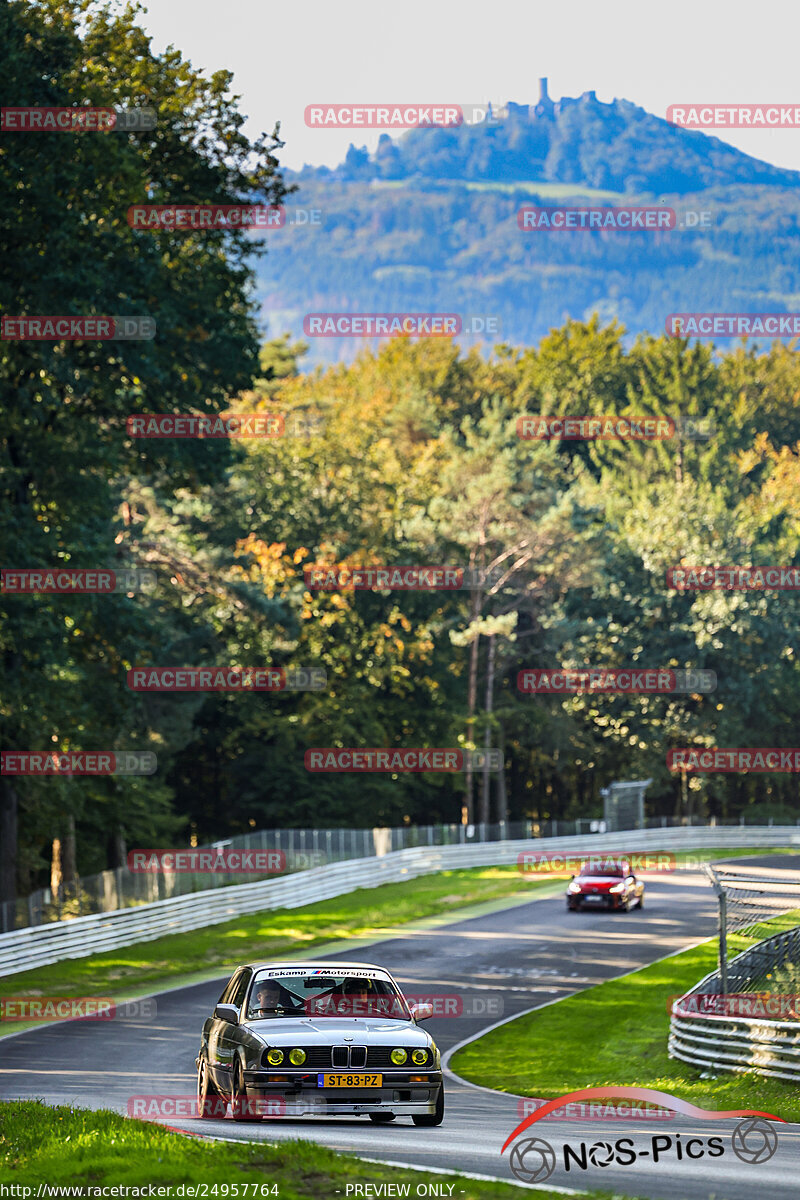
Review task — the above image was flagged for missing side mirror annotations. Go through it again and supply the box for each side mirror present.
[215,1003,240,1024]
[409,1001,434,1022]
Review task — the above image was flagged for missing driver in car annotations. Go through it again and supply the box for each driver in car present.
[250,979,296,1016]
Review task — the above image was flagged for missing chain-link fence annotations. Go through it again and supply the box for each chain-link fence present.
[670,862,800,1079]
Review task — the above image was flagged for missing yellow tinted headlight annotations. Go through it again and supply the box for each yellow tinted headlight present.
[411,1048,428,1065]
[266,1048,284,1065]
[289,1048,306,1065]
[390,1048,407,1065]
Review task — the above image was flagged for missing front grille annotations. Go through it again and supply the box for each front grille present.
[261,1045,428,1069]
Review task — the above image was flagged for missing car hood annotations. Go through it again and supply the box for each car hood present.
[574,876,623,890]
[242,1016,431,1045]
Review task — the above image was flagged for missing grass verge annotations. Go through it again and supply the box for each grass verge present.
[0,1099,624,1198]
[450,939,800,1121]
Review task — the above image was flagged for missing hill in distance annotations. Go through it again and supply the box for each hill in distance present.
[257,81,800,367]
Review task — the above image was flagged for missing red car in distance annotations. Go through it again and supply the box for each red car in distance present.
[566,858,645,912]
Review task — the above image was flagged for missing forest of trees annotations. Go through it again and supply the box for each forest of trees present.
[2,1,800,904]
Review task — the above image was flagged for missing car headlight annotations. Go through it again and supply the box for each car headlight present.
[567,882,582,893]
[609,882,625,893]
[266,1048,284,1065]
[390,1048,407,1065]
[411,1048,428,1065]
[289,1048,306,1065]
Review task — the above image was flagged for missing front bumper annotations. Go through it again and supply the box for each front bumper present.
[567,893,627,909]
[241,1068,443,1117]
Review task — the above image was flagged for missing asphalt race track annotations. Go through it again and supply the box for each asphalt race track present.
[2,857,799,1199]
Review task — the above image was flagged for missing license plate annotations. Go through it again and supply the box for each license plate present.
[583,895,603,903]
[319,1073,383,1088]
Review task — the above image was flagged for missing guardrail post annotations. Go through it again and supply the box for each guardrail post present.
[719,890,728,995]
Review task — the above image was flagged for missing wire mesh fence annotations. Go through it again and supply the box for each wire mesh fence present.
[670,864,800,1077]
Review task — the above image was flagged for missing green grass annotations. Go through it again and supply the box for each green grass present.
[450,940,800,1121]
[0,1099,623,1197]
[0,867,561,1017]
[369,178,628,200]
[463,180,628,200]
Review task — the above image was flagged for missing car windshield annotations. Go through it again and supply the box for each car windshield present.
[579,863,627,877]
[246,973,411,1019]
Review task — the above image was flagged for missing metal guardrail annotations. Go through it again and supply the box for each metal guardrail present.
[670,922,800,1081]
[1,825,798,979]
[3,820,541,934]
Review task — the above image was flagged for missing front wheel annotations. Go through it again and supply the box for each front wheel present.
[197,1057,226,1118]
[369,1112,396,1123]
[232,1060,261,1122]
[637,894,645,909]
[412,1083,444,1127]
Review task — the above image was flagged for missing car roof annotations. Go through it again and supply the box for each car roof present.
[242,961,393,974]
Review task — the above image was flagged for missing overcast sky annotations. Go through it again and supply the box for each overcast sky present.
[134,0,800,173]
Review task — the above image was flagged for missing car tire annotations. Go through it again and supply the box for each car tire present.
[412,1082,444,1127]
[369,1113,396,1123]
[197,1057,226,1119]
[232,1060,261,1122]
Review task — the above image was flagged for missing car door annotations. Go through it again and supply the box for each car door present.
[209,969,251,1092]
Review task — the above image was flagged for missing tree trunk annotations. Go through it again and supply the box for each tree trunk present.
[51,837,63,899]
[479,633,496,825]
[62,812,77,885]
[496,719,508,824]
[0,777,19,927]
[108,825,127,870]
[463,587,482,824]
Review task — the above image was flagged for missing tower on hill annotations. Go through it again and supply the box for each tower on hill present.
[535,77,554,117]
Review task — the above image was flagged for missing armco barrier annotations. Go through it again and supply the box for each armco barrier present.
[1,826,798,979]
[669,923,800,1081]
